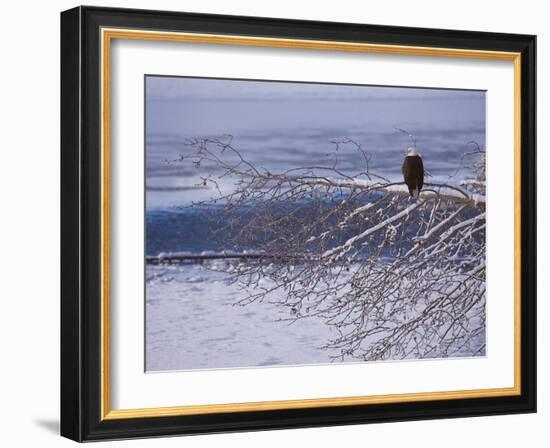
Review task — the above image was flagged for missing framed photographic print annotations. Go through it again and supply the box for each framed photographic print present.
[60,6,536,442]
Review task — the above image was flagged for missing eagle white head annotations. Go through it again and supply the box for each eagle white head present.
[406,147,419,157]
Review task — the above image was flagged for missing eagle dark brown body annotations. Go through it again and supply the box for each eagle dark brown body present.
[402,152,424,197]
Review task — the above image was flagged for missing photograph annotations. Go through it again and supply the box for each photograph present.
[56,4,537,443]
[145,76,487,372]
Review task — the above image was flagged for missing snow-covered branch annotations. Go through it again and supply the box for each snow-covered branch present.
[172,136,486,361]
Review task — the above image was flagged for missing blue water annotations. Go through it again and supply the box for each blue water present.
[145,79,485,255]
[146,197,484,259]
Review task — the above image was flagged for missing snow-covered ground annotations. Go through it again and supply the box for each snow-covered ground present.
[146,263,336,371]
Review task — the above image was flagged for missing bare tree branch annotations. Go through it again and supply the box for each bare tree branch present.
[169,136,486,362]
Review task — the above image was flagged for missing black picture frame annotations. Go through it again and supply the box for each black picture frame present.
[61,5,536,442]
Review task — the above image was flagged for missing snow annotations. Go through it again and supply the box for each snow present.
[146,259,486,371]
[154,249,266,260]
[146,263,336,371]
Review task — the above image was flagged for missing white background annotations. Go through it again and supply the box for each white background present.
[0,0,546,446]
[112,39,515,409]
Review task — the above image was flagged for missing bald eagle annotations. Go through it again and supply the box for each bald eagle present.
[402,147,424,197]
